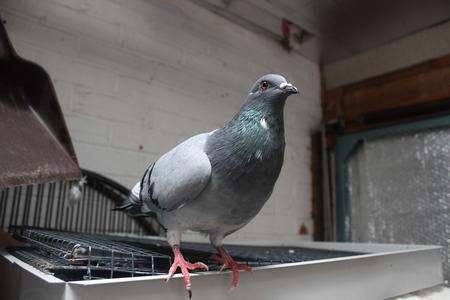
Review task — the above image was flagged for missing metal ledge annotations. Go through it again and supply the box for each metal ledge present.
[0,241,443,300]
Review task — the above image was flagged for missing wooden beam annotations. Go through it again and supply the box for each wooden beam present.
[324,54,450,132]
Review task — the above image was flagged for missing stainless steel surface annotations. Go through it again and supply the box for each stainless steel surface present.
[0,241,443,300]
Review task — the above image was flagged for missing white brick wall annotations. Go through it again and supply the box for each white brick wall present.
[324,20,450,89]
[0,0,321,243]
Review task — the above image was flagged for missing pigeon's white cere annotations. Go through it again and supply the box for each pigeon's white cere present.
[260,118,268,130]
[255,149,263,160]
[279,82,293,89]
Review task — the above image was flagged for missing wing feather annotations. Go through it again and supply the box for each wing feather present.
[140,133,211,212]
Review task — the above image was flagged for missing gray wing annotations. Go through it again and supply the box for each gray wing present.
[140,133,211,213]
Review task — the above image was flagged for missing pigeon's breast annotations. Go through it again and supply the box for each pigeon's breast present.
[159,142,284,234]
[194,143,284,230]
[159,121,285,233]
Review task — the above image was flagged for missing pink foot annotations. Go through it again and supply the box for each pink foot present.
[166,245,208,298]
[214,246,252,290]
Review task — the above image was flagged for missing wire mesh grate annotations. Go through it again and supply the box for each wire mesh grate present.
[109,235,362,270]
[9,227,362,282]
[9,227,171,280]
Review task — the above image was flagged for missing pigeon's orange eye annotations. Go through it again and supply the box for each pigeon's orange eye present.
[260,81,269,91]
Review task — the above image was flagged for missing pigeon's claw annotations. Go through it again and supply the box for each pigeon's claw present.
[215,246,252,290]
[166,245,208,298]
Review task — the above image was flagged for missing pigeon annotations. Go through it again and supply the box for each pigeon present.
[117,74,298,296]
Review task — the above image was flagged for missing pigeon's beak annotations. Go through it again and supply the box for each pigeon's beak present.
[279,82,298,95]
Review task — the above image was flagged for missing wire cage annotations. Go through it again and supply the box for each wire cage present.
[0,169,168,280]
[7,226,360,282]
[0,169,159,236]
[1,169,361,282]
[9,227,171,280]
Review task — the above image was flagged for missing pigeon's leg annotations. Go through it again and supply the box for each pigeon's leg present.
[215,246,252,290]
[166,230,208,298]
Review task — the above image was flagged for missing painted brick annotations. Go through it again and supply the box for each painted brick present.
[121,29,183,67]
[38,0,121,45]
[102,172,138,189]
[0,0,42,20]
[47,0,125,24]
[149,108,215,137]
[110,123,184,155]
[65,114,111,146]
[78,37,157,82]
[150,63,243,105]
[8,39,35,60]
[2,10,79,57]
[245,214,276,235]
[74,142,153,177]
[116,75,240,125]
[52,79,73,113]
[72,85,147,125]
[31,50,118,95]
[273,215,297,236]
[145,81,236,125]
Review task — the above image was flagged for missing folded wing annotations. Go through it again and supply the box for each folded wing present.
[140,133,212,213]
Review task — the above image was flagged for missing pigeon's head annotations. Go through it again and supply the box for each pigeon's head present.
[247,74,298,105]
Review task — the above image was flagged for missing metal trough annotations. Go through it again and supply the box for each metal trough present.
[0,17,80,188]
[0,237,443,300]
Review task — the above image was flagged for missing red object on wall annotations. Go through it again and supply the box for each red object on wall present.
[281,19,291,39]
[280,19,293,50]
[299,223,309,235]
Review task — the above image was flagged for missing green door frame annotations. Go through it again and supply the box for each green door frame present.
[334,114,450,241]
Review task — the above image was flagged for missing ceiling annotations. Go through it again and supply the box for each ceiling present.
[194,0,450,64]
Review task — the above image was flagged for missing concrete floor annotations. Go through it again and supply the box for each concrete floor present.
[393,285,449,300]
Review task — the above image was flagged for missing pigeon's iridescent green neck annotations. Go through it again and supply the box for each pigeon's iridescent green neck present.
[210,99,286,160]
[205,93,287,187]
[231,99,285,136]
[206,99,286,185]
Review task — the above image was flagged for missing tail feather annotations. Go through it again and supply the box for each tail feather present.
[114,182,156,218]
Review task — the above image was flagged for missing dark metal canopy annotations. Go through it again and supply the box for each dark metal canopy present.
[0,17,80,188]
